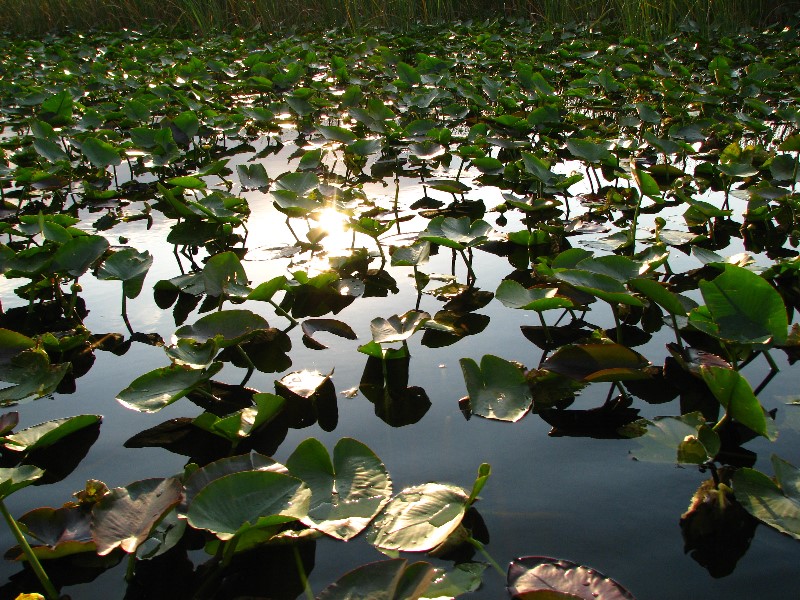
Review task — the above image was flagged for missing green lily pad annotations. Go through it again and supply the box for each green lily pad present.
[495,281,574,312]
[419,216,492,250]
[81,137,122,168]
[51,235,110,277]
[371,311,430,344]
[555,269,643,307]
[116,363,223,413]
[701,366,776,440]
[543,343,650,382]
[2,415,101,453]
[286,437,392,540]
[186,470,310,540]
[733,455,800,540]
[174,310,269,348]
[318,559,436,600]
[623,412,720,464]
[182,451,287,510]
[460,355,532,422]
[96,248,153,299]
[92,477,183,555]
[0,465,44,499]
[694,264,788,345]
[367,482,470,552]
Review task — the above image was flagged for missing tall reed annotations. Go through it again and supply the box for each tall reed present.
[0,0,795,35]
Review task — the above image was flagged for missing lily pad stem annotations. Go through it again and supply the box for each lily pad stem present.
[763,348,779,373]
[268,299,298,326]
[0,498,59,600]
[466,537,505,578]
[125,551,137,581]
[293,545,314,600]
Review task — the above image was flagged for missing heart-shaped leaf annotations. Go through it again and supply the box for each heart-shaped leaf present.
[92,477,182,555]
[460,355,532,422]
[286,437,392,540]
[367,482,469,552]
[733,455,800,540]
[371,311,430,344]
[507,556,636,599]
[116,363,223,412]
[186,470,310,540]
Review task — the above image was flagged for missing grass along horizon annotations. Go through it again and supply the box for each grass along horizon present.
[0,0,797,36]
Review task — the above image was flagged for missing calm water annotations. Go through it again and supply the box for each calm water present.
[2,134,799,600]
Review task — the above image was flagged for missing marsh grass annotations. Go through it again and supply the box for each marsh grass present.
[0,0,796,36]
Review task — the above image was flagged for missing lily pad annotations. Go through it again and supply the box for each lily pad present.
[507,556,635,599]
[2,415,102,453]
[733,454,800,540]
[116,363,223,413]
[371,311,430,344]
[174,310,269,347]
[92,477,183,555]
[367,482,470,552]
[542,343,650,382]
[460,355,532,422]
[286,437,392,540]
[185,470,310,540]
[318,559,436,600]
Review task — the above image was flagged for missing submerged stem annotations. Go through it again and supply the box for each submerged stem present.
[0,498,59,600]
[466,537,505,578]
[293,545,314,600]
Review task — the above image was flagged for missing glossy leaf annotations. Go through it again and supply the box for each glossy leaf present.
[507,556,635,599]
[318,559,436,600]
[92,477,183,555]
[542,343,650,382]
[186,470,310,540]
[116,363,223,413]
[701,366,776,440]
[174,310,269,347]
[733,455,800,540]
[460,355,532,422]
[371,311,430,344]
[367,482,470,552]
[286,437,392,540]
[695,264,788,345]
[2,415,101,453]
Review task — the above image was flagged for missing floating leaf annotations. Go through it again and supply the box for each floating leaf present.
[507,556,636,599]
[0,465,44,499]
[174,310,269,347]
[301,319,357,350]
[460,355,532,422]
[419,217,492,250]
[286,437,392,540]
[371,311,430,344]
[694,265,788,345]
[2,415,101,453]
[96,248,153,299]
[13,505,95,559]
[92,477,182,555]
[318,559,435,600]
[367,482,470,552]
[733,455,800,540]
[116,363,223,413]
[623,412,720,464]
[543,343,650,382]
[51,235,110,277]
[495,281,574,312]
[186,470,310,540]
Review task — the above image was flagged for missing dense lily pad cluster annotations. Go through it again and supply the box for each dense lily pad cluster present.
[0,17,800,599]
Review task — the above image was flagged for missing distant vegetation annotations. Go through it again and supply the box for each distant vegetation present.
[0,0,797,35]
